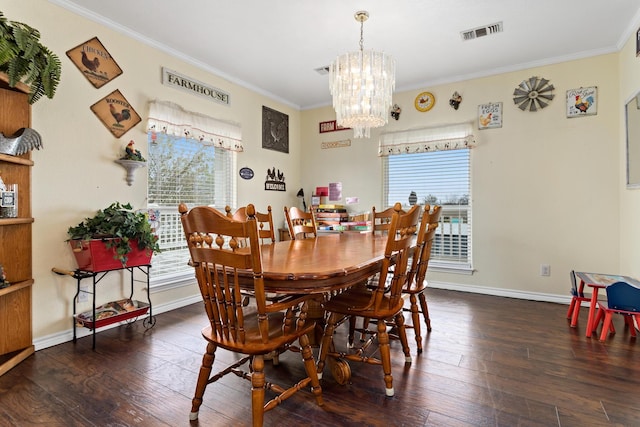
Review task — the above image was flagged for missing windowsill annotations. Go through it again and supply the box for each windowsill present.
[428,263,474,275]
[150,272,196,293]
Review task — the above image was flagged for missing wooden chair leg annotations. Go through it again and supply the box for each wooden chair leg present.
[317,312,339,380]
[418,292,432,332]
[377,320,394,397]
[299,332,324,406]
[190,342,216,421]
[394,312,412,364]
[250,355,266,427]
[625,316,637,337]
[409,294,422,353]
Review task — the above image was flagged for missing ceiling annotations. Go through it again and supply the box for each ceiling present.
[56,0,640,110]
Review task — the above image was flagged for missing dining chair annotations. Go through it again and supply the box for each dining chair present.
[566,270,592,328]
[226,205,276,244]
[179,203,323,425]
[401,204,441,353]
[593,281,640,342]
[284,206,317,240]
[317,203,421,397]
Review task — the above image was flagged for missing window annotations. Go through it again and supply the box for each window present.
[145,100,242,286]
[380,123,474,272]
[147,134,236,282]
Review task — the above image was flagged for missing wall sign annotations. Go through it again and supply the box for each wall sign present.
[90,89,141,138]
[162,67,230,106]
[66,37,123,88]
[262,106,289,153]
[478,102,503,129]
[321,139,351,149]
[239,167,254,180]
[566,86,597,118]
[319,120,349,133]
[264,167,286,191]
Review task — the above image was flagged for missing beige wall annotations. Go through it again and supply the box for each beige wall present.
[618,32,640,278]
[301,54,621,300]
[3,1,303,345]
[3,1,638,348]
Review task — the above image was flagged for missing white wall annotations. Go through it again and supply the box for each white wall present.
[301,54,621,300]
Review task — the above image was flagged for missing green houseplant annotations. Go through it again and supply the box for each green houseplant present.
[0,11,61,104]
[67,202,161,267]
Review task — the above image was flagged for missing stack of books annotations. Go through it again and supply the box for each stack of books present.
[315,204,348,231]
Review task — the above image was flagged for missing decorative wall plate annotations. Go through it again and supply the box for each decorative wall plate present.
[512,77,554,111]
[415,92,435,112]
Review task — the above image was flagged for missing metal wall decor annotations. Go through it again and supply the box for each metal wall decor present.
[90,89,141,138]
[512,76,554,111]
[66,37,123,88]
[264,167,286,191]
[262,106,289,153]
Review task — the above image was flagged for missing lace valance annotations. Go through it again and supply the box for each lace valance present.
[378,122,476,156]
[147,100,243,152]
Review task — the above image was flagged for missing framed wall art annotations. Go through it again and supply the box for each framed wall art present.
[478,102,502,129]
[262,106,289,153]
[637,27,640,57]
[90,89,141,138]
[566,86,597,118]
[66,37,123,88]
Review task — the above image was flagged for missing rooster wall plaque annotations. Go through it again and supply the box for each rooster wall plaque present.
[512,76,554,112]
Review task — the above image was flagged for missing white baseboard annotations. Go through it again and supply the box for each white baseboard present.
[34,294,202,351]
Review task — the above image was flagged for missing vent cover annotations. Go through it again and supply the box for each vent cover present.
[461,22,503,41]
[315,66,330,75]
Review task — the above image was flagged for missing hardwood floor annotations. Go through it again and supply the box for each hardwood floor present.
[1,288,640,426]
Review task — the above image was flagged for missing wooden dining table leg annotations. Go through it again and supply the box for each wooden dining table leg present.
[585,287,599,338]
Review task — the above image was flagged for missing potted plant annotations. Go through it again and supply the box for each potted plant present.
[0,11,62,104]
[67,202,161,271]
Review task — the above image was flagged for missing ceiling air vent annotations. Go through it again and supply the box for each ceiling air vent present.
[315,66,330,75]
[461,21,503,41]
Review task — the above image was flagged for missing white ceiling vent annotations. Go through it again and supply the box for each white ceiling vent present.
[461,22,503,41]
[315,66,330,75]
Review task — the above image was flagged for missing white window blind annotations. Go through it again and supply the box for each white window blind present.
[146,101,239,282]
[381,123,474,270]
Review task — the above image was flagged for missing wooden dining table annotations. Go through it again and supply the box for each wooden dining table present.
[252,232,391,294]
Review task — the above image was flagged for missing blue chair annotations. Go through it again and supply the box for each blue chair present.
[566,270,591,327]
[594,281,640,342]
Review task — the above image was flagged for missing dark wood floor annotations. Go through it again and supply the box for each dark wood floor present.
[1,288,640,427]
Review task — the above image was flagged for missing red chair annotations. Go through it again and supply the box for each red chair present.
[566,270,591,327]
[593,281,640,342]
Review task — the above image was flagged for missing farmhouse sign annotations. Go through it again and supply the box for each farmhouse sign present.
[162,67,230,106]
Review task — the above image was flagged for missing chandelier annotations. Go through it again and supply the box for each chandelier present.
[329,11,396,139]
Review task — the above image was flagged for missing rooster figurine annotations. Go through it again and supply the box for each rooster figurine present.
[0,128,43,156]
[121,140,146,162]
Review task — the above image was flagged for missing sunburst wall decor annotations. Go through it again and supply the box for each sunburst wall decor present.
[512,76,554,112]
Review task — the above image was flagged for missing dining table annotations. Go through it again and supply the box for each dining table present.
[574,271,640,338]
[252,231,392,294]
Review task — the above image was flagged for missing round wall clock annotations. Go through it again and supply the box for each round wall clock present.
[512,76,555,112]
[415,92,435,112]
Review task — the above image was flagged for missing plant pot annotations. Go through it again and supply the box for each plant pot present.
[70,239,153,272]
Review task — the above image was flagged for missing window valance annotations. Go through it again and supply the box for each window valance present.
[147,100,243,152]
[378,122,476,156]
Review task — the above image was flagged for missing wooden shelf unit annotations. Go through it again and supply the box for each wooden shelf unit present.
[0,73,35,377]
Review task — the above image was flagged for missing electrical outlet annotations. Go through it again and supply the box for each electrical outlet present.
[540,264,550,276]
[77,284,90,302]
